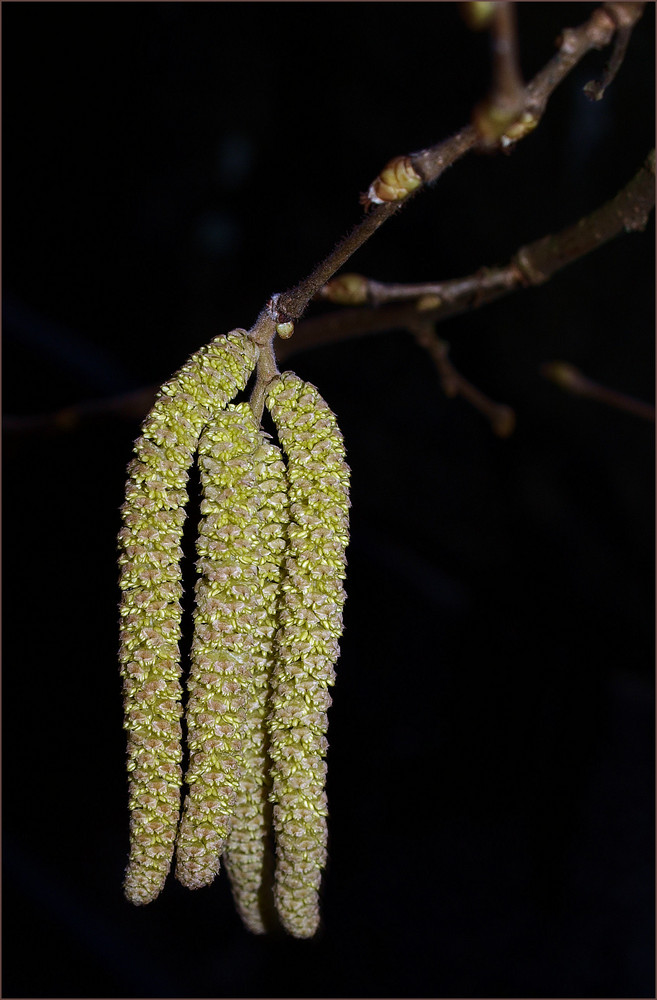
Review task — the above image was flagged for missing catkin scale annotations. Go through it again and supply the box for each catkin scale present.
[265,373,350,938]
[119,332,257,906]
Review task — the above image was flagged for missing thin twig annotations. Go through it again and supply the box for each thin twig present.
[491,1,523,103]
[318,268,518,309]
[511,149,655,285]
[274,200,405,322]
[314,150,654,344]
[247,305,280,422]
[3,386,159,436]
[410,319,516,437]
[474,1,526,145]
[542,362,655,421]
[584,2,646,101]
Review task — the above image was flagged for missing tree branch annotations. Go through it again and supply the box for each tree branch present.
[490,2,523,105]
[584,2,646,101]
[270,3,639,331]
[6,147,652,441]
[409,319,516,437]
[308,150,654,355]
[5,11,649,440]
[512,150,655,286]
[248,305,280,422]
[542,362,655,421]
[473,1,526,145]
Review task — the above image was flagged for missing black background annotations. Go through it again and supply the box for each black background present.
[3,3,655,998]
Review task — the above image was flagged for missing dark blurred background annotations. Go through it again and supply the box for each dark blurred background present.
[2,3,654,998]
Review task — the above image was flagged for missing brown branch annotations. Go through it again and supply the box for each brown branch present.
[6,10,649,442]
[248,305,280,422]
[542,362,655,421]
[2,386,160,457]
[523,6,619,118]
[310,150,654,353]
[3,386,159,436]
[511,149,655,286]
[6,149,652,440]
[270,3,634,331]
[409,320,516,438]
[473,1,526,145]
[489,2,523,106]
[584,2,646,101]
[273,199,405,322]
[318,267,518,310]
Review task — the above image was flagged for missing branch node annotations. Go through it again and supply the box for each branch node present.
[556,28,580,56]
[511,247,548,287]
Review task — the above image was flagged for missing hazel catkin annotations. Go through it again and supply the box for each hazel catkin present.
[223,433,289,933]
[119,333,352,939]
[265,372,350,938]
[119,331,258,906]
[174,403,268,890]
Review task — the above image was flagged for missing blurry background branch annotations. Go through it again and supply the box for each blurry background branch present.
[584,2,646,100]
[542,362,655,421]
[408,319,517,438]
[472,1,526,145]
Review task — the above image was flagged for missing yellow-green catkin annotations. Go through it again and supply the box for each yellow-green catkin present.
[265,372,350,938]
[175,402,268,890]
[119,332,257,906]
[223,434,289,933]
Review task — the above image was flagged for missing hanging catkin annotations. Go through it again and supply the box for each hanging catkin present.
[265,372,350,938]
[174,402,268,888]
[119,332,351,939]
[119,332,257,905]
[223,433,289,933]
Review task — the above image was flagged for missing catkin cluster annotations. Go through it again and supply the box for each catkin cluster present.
[118,330,350,938]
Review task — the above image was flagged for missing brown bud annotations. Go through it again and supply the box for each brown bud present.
[364,156,422,207]
[320,273,369,306]
[460,1,495,30]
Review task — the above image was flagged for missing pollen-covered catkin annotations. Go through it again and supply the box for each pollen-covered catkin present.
[265,373,350,939]
[174,403,266,890]
[119,332,257,906]
[223,434,289,933]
